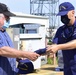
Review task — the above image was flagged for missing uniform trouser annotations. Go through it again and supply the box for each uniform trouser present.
[64,62,76,75]
[64,67,72,75]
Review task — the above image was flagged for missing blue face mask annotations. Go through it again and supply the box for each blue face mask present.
[2,20,10,29]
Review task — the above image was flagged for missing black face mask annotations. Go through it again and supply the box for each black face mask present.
[61,15,70,25]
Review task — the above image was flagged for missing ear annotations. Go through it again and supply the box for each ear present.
[72,10,75,15]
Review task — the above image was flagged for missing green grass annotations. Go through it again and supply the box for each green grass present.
[47,57,58,65]
[47,57,54,64]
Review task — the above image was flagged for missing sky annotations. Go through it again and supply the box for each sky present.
[0,0,30,14]
[0,0,76,14]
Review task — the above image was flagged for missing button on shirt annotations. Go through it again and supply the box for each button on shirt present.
[0,30,16,75]
[53,20,76,75]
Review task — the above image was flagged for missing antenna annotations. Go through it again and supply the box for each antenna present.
[30,0,60,29]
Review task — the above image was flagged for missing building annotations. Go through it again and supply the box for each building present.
[7,12,49,69]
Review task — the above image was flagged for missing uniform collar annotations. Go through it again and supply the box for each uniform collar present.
[62,21,76,40]
[62,20,76,29]
[0,28,6,32]
[73,20,76,27]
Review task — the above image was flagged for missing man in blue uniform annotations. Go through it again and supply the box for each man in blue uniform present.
[0,3,40,75]
[46,2,76,75]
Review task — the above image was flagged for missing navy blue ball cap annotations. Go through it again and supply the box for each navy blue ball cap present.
[57,2,75,16]
[16,59,34,74]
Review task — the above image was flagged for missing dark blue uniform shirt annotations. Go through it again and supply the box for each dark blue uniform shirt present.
[0,30,16,75]
[53,20,76,75]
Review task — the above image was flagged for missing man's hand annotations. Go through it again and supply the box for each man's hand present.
[26,51,40,61]
[46,44,59,54]
[16,52,40,62]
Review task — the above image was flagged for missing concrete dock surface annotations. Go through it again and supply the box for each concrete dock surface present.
[26,64,64,75]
